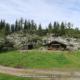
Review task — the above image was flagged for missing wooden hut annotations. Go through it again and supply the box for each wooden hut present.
[45,41,67,50]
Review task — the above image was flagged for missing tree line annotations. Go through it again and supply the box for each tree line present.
[0,18,80,38]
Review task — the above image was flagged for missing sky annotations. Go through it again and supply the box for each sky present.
[0,0,80,28]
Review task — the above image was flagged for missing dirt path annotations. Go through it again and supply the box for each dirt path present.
[0,65,80,80]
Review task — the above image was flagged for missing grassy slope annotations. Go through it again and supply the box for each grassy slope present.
[0,50,80,69]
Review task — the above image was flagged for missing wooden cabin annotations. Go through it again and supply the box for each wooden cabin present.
[46,41,67,50]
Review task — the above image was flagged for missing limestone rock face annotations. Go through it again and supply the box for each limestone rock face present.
[6,32,40,49]
[43,36,80,51]
[1,32,80,51]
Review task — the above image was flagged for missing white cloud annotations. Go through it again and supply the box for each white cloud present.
[0,0,80,28]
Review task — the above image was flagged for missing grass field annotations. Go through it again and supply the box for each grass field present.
[0,50,80,69]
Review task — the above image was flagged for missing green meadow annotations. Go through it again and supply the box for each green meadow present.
[0,50,80,69]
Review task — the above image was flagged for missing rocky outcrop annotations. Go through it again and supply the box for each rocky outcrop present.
[1,32,80,51]
[43,36,80,51]
[6,32,41,50]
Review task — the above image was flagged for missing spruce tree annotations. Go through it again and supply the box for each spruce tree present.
[48,22,52,33]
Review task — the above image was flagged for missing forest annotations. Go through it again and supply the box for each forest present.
[0,18,80,38]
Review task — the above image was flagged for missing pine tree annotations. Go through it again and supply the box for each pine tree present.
[60,22,66,36]
[53,22,60,36]
[15,20,19,31]
[11,24,15,33]
[37,24,43,36]
[5,23,10,35]
[19,18,24,30]
[48,22,52,33]
[0,20,5,29]
[30,20,37,34]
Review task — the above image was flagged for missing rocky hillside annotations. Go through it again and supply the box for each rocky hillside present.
[6,32,42,50]
[0,32,80,51]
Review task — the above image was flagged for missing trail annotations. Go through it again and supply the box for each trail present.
[0,65,80,80]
